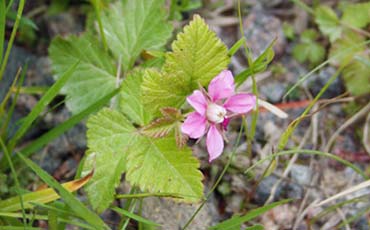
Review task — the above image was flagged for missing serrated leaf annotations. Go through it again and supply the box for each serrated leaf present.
[101,0,173,71]
[126,136,203,202]
[142,69,190,116]
[84,108,138,212]
[342,58,370,96]
[315,6,342,42]
[49,35,116,114]
[87,108,137,155]
[82,151,126,213]
[164,14,229,87]
[341,2,370,29]
[119,69,152,126]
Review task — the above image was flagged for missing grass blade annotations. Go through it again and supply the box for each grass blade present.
[0,227,41,230]
[6,61,79,150]
[16,152,108,229]
[0,138,26,228]
[228,37,245,57]
[0,0,25,82]
[0,88,119,171]
[0,66,26,138]
[0,0,5,64]
[244,149,367,180]
[0,171,93,212]
[278,67,342,150]
[0,212,47,220]
[111,207,160,227]
[210,199,291,229]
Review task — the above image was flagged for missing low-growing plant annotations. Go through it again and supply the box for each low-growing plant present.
[1,0,369,229]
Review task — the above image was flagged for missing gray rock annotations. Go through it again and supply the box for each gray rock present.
[46,12,84,37]
[254,175,282,204]
[290,164,313,186]
[0,42,37,103]
[259,81,287,103]
[306,66,345,99]
[141,197,218,229]
[284,182,304,200]
[242,8,286,58]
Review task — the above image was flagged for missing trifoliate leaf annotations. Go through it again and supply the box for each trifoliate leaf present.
[164,14,229,88]
[49,35,116,114]
[82,151,126,213]
[84,108,138,212]
[315,6,342,42]
[142,69,190,116]
[101,0,173,71]
[119,69,152,126]
[342,58,370,96]
[292,30,325,65]
[341,2,370,29]
[126,135,203,202]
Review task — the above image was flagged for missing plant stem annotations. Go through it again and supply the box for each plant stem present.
[0,0,25,82]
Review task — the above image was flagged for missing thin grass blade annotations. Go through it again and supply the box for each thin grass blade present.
[16,153,108,229]
[210,199,291,229]
[0,171,93,212]
[111,207,160,227]
[7,61,79,150]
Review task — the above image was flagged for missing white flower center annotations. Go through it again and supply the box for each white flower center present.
[206,103,227,123]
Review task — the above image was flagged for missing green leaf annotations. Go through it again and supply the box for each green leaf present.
[119,69,152,126]
[142,69,189,116]
[125,135,203,202]
[329,31,365,65]
[210,199,291,230]
[100,0,173,71]
[84,108,138,212]
[342,58,370,96]
[341,2,370,29]
[49,35,116,114]
[82,151,126,213]
[164,14,229,88]
[292,30,325,65]
[315,6,342,42]
[308,43,325,64]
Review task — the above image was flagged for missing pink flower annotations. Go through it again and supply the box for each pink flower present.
[181,70,256,162]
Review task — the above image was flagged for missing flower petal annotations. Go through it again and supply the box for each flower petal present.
[224,93,256,114]
[181,112,207,139]
[187,90,207,116]
[206,124,224,162]
[208,70,235,101]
